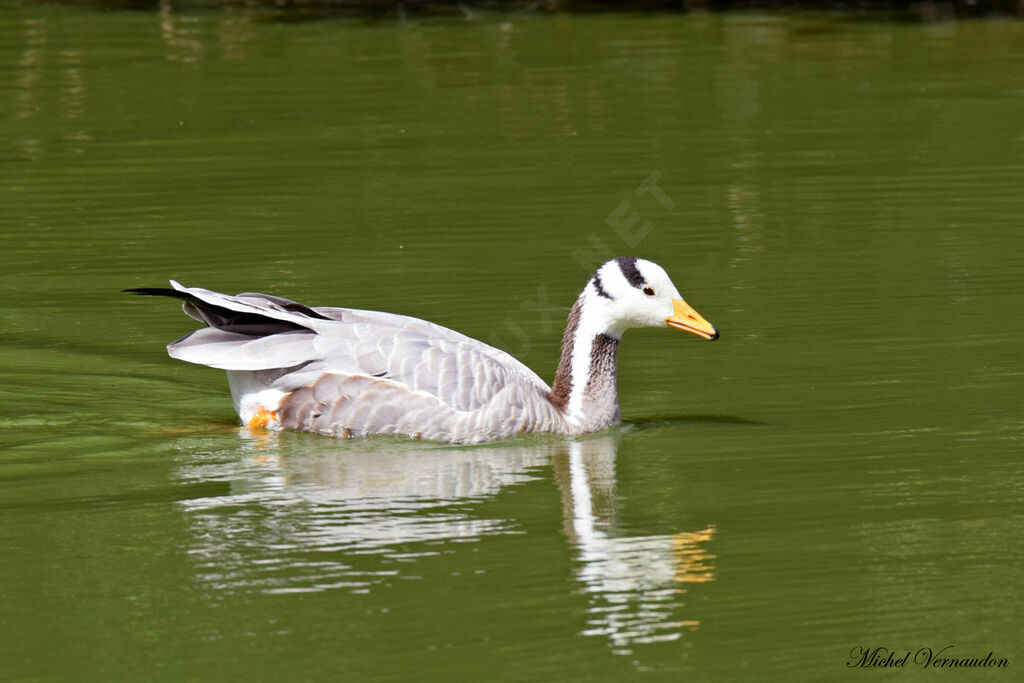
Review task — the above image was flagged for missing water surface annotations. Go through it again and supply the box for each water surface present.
[1,7,1022,681]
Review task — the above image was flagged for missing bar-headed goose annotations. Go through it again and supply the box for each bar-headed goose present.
[127,257,718,444]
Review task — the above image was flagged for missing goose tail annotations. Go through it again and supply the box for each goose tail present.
[124,280,327,371]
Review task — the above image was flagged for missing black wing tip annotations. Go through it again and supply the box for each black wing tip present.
[123,285,331,327]
[123,287,184,298]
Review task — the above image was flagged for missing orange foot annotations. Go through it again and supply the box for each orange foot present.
[247,406,278,429]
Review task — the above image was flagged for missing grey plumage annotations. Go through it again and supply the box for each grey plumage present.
[131,281,569,443]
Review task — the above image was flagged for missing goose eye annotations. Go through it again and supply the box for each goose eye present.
[643,286,655,296]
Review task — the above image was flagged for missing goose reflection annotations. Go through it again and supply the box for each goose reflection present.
[177,430,715,650]
[555,437,715,652]
[178,433,552,594]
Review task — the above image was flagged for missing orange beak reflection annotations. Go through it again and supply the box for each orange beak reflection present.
[666,299,719,341]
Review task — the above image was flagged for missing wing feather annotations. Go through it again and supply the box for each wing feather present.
[139,282,562,438]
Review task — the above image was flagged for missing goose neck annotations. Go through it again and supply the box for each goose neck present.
[549,297,621,431]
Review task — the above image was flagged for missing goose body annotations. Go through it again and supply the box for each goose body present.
[128,258,718,444]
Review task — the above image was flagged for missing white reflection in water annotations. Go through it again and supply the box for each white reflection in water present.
[178,434,550,595]
[559,438,715,654]
[159,0,203,64]
[177,431,714,651]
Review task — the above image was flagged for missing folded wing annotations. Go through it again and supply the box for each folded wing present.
[128,282,555,431]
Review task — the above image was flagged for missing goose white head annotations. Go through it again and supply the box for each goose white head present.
[586,257,719,340]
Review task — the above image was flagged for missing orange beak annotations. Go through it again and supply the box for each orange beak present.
[666,299,719,340]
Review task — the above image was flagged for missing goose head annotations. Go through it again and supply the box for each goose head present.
[586,257,719,341]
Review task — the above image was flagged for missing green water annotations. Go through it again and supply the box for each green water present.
[2,5,1023,681]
